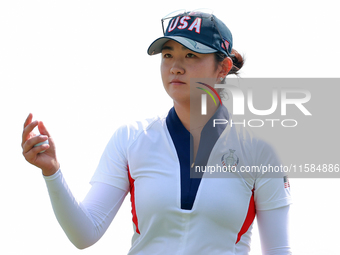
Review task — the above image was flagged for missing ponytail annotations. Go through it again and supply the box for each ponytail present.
[214,49,245,76]
[229,49,244,75]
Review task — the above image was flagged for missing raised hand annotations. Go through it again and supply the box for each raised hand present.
[22,113,59,176]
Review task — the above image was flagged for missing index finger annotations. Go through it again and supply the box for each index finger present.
[23,113,33,129]
[22,116,38,147]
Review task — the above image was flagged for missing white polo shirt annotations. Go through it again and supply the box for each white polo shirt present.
[90,105,292,255]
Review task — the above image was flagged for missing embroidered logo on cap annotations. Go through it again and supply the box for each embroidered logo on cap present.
[221,37,230,50]
[167,17,202,34]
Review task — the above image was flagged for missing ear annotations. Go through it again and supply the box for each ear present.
[219,57,233,78]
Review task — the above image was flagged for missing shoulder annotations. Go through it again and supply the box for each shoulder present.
[109,112,168,147]
[229,124,269,150]
[228,124,280,164]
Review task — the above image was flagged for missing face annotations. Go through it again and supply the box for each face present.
[160,40,223,106]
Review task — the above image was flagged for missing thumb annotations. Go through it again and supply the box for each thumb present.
[38,121,51,137]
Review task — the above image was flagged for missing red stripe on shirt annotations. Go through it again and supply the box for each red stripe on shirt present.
[127,165,140,234]
[235,188,256,244]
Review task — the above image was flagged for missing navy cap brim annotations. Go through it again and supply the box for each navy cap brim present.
[147,36,218,55]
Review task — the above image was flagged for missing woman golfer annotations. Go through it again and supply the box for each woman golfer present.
[22,10,292,255]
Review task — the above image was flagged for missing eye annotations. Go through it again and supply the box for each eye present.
[163,53,172,58]
[186,53,196,58]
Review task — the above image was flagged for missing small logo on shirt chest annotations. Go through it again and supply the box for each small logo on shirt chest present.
[221,149,239,171]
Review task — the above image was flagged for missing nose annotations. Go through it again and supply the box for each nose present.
[170,62,185,75]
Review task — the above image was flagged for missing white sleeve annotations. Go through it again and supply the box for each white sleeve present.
[257,205,292,255]
[90,125,130,191]
[44,169,128,249]
[254,139,292,211]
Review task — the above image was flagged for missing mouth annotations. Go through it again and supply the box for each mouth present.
[170,79,186,85]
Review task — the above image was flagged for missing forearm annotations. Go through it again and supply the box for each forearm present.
[257,206,292,255]
[44,169,127,249]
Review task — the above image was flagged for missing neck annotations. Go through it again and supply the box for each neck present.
[174,100,220,132]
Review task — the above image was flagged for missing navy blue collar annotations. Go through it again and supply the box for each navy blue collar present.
[166,104,229,139]
[166,104,230,210]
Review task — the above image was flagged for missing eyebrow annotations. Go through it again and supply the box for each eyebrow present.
[161,45,188,51]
